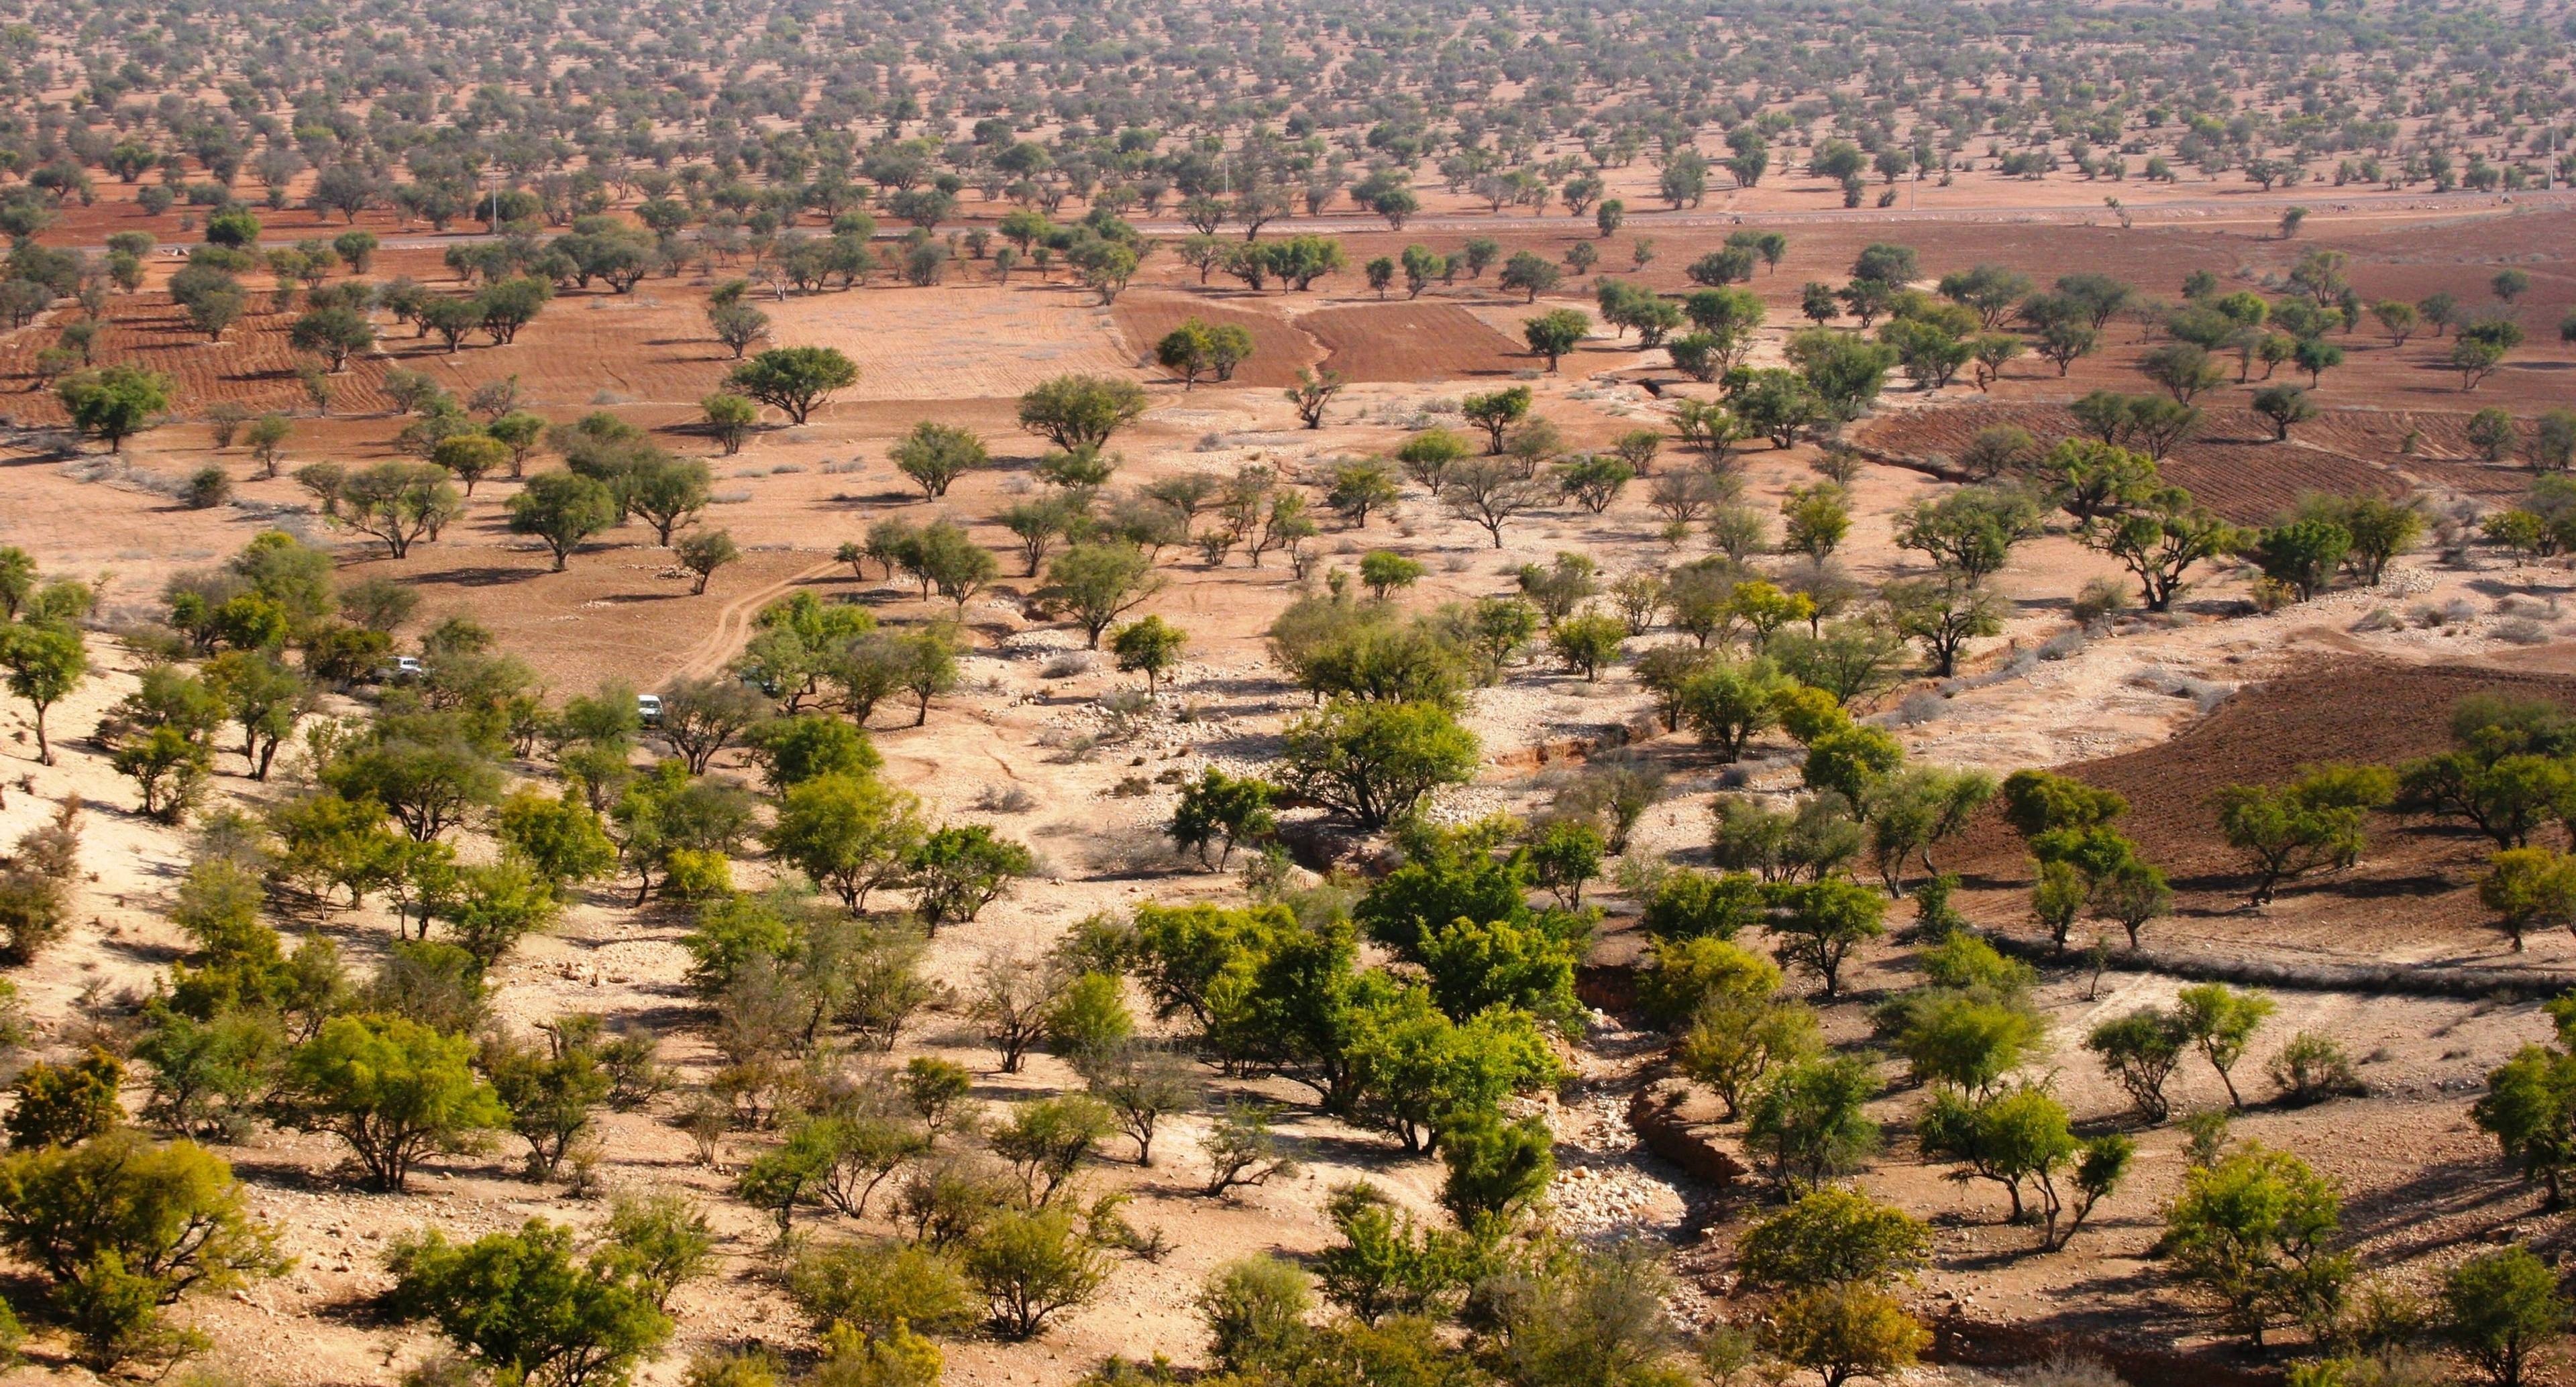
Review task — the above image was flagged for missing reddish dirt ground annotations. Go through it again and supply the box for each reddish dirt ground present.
[0,291,403,423]
[1110,291,1324,389]
[1301,302,1529,380]
[1854,402,2428,522]
[1943,658,2576,966]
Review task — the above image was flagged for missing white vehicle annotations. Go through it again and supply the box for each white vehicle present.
[636,693,664,726]
[375,655,425,683]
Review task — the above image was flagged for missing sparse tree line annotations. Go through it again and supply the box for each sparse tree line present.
[0,0,2563,288]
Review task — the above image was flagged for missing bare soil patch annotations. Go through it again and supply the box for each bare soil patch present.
[1301,302,1529,381]
[1944,657,2576,967]
[1110,293,1323,388]
[0,293,401,423]
[1858,401,2427,522]
[765,282,1142,403]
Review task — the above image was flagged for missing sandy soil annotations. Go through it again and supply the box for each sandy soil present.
[7,201,2576,1386]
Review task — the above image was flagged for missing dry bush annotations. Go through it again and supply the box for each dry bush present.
[2001,1353,2121,1387]
[0,797,84,963]
[974,784,1038,814]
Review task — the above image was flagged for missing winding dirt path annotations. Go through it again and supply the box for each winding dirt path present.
[669,555,841,679]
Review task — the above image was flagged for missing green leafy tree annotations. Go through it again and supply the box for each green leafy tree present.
[675,529,740,596]
[1891,993,2046,1097]
[890,421,987,498]
[1918,1085,2125,1247]
[1277,700,1479,830]
[1169,769,1277,867]
[963,1206,1106,1340]
[784,1238,975,1339]
[907,825,1035,930]
[2474,1007,2576,1207]
[1044,543,1165,649]
[2090,490,2237,612]
[0,620,87,765]
[1677,990,1820,1120]
[989,1095,1114,1205]
[1340,990,1558,1154]
[289,305,375,372]
[1746,1054,1881,1188]
[2440,1245,2567,1387]
[1312,1184,1471,1325]
[1763,1285,1929,1387]
[2175,983,2276,1108]
[272,1014,508,1191]
[725,347,857,425]
[1521,308,1589,370]
[482,1026,611,1179]
[6,1048,125,1148]
[338,461,462,559]
[1018,374,1149,452]
[766,773,927,911]
[504,473,621,568]
[1198,1255,1313,1373]
[0,1129,285,1372]
[1768,879,1886,999]
[1436,1110,1555,1227]
[1739,1186,1929,1291]
[1110,615,1187,691]
[387,1219,674,1387]
[1460,387,1532,453]
[2086,1007,2188,1122]
[625,457,714,545]
[1497,250,1560,302]
[2162,1144,2354,1349]
[2215,765,2394,906]
[2481,848,2576,952]
[2249,519,2352,601]
[56,364,173,452]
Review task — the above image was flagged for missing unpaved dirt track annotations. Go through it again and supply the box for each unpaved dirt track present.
[672,555,841,679]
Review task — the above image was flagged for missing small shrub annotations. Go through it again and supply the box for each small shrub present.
[1886,691,1946,727]
[2493,618,2548,646]
[1196,1256,1313,1373]
[785,1239,977,1339]
[963,1206,1106,1340]
[2072,577,2132,624]
[1041,651,1095,679]
[2269,1031,2364,1105]
[184,467,233,509]
[2002,1353,2124,1387]
[1201,1101,1299,1197]
[974,785,1038,814]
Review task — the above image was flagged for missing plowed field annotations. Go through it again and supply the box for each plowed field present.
[1110,292,1322,388]
[0,293,400,423]
[1944,659,2576,966]
[1301,302,1529,380]
[1853,400,2500,522]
